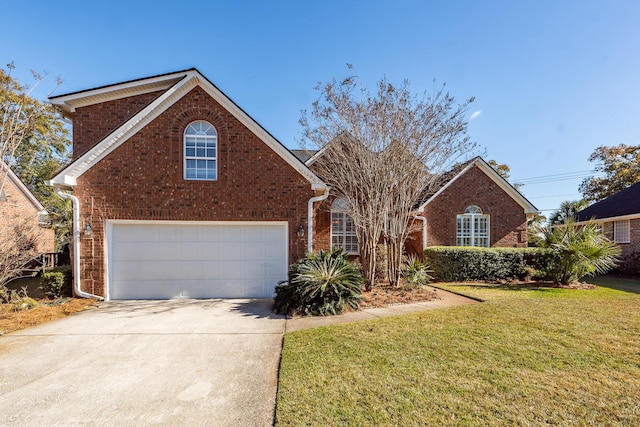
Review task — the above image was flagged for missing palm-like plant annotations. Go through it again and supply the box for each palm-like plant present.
[274,248,363,316]
[401,255,433,289]
[530,219,620,285]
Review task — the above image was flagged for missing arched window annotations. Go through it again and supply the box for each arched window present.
[184,121,217,180]
[331,197,358,254]
[456,205,490,247]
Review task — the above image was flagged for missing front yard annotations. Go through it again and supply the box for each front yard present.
[275,276,640,426]
[0,277,97,335]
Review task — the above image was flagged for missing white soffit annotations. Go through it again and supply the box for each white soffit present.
[49,71,188,115]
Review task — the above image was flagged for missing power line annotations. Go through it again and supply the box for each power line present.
[514,170,602,185]
[529,193,582,199]
[514,170,595,181]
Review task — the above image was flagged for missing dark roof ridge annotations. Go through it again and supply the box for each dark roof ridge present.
[575,181,640,221]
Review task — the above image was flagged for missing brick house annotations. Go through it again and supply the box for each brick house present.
[575,182,640,275]
[48,69,537,300]
[1,162,55,258]
[296,153,538,256]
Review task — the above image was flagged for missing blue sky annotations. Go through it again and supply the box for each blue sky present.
[4,0,640,214]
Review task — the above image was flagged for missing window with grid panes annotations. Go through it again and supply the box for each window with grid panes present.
[614,220,630,243]
[456,205,490,247]
[331,197,358,254]
[184,121,217,180]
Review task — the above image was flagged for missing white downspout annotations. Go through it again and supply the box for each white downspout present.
[54,187,103,300]
[414,209,427,251]
[307,189,330,254]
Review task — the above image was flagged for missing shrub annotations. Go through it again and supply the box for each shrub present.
[0,285,39,310]
[40,267,72,298]
[530,220,621,284]
[614,251,640,276]
[423,246,558,282]
[401,255,433,289]
[274,248,364,316]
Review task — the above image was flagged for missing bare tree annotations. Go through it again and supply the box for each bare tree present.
[0,216,43,287]
[301,72,477,288]
[1,63,60,286]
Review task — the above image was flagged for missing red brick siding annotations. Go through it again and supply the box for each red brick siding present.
[424,165,528,247]
[312,197,333,252]
[73,86,313,297]
[72,91,164,159]
[312,164,529,256]
[0,177,55,253]
[606,218,640,274]
[627,219,640,256]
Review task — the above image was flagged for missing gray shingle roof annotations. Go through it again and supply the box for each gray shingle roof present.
[575,181,640,221]
[290,149,317,163]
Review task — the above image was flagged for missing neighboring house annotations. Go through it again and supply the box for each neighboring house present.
[575,182,640,274]
[0,162,55,257]
[48,69,538,301]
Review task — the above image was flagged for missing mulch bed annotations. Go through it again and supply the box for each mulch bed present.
[360,285,440,309]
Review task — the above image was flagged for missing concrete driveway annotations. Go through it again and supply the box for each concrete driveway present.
[0,299,285,426]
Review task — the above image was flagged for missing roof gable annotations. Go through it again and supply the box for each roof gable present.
[575,181,640,221]
[417,157,538,214]
[49,69,192,117]
[1,162,46,212]
[48,69,327,190]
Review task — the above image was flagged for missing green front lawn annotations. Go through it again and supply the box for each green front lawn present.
[275,276,640,426]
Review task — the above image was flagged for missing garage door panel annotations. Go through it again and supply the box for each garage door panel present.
[242,244,265,259]
[108,222,287,299]
[112,242,177,262]
[199,227,223,241]
[219,242,243,259]
[264,246,286,260]
[222,226,242,240]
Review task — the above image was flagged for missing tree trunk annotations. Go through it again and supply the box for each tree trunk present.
[359,237,377,291]
[386,239,403,287]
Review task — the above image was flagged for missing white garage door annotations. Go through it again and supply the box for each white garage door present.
[107,221,288,300]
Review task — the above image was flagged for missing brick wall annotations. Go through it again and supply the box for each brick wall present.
[72,86,313,296]
[311,164,529,256]
[72,91,163,158]
[423,165,528,247]
[0,176,55,254]
[618,218,640,274]
[312,197,332,252]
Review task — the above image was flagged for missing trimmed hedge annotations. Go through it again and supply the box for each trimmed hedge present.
[423,246,558,282]
[40,266,73,298]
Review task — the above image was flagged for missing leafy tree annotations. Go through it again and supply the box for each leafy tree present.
[1,63,71,248]
[300,70,476,288]
[487,159,510,180]
[530,219,620,285]
[547,199,588,226]
[579,144,640,203]
[487,159,523,190]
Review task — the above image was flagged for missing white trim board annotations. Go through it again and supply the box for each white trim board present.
[418,157,538,215]
[49,69,327,191]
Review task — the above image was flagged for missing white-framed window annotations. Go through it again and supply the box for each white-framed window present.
[331,197,358,254]
[614,220,630,243]
[456,205,490,247]
[184,121,217,180]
